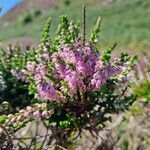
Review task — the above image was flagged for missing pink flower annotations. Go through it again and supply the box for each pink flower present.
[24,111,30,118]
[33,111,41,120]
[91,79,96,85]
[83,46,91,56]
[13,38,130,101]
[37,81,57,101]
[41,111,48,118]
[26,61,35,73]
[34,74,42,84]
[36,63,46,75]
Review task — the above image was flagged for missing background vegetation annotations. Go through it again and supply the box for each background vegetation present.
[0,0,150,51]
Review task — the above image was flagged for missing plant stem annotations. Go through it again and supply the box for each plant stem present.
[82,5,86,46]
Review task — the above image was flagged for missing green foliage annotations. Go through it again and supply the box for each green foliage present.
[90,17,101,44]
[0,46,33,112]
[34,10,42,17]
[19,12,33,25]
[56,15,80,44]
[63,0,71,6]
[40,17,52,45]
[28,82,37,95]
[101,43,117,62]
[130,101,143,116]
[134,81,150,102]
[59,114,77,129]
[50,15,80,51]
[0,115,6,124]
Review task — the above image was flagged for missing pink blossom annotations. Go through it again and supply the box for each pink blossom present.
[26,61,35,73]
[37,81,57,101]
[33,111,41,120]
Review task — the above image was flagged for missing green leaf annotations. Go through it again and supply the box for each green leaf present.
[40,17,52,45]
[90,17,101,44]
[101,43,117,62]
[0,115,6,124]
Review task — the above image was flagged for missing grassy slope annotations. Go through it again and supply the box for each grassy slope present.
[0,0,55,23]
[0,0,150,51]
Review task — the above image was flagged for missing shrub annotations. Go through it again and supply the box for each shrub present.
[19,13,33,25]
[0,45,33,113]
[34,10,42,17]
[1,9,137,149]
[64,0,71,6]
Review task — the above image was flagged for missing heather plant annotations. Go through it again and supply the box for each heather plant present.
[1,7,137,149]
[0,45,33,114]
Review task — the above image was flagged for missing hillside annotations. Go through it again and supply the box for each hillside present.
[0,0,55,23]
[0,0,150,51]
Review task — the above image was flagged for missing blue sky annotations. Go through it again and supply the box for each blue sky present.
[0,0,23,16]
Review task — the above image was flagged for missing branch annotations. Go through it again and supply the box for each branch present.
[0,125,13,147]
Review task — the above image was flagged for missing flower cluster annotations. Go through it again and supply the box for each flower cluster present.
[51,41,127,95]
[13,39,131,103]
[5,103,54,126]
[12,38,132,102]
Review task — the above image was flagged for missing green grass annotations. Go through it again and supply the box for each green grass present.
[0,0,150,51]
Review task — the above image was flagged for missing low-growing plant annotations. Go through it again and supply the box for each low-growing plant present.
[64,0,71,6]
[34,10,42,17]
[1,6,137,149]
[0,45,33,113]
[19,12,33,25]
